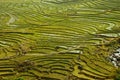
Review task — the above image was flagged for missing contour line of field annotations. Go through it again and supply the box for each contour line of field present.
[6,13,17,26]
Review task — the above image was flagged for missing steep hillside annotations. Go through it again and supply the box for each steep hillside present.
[0,0,120,80]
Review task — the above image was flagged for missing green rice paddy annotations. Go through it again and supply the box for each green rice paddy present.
[0,0,120,80]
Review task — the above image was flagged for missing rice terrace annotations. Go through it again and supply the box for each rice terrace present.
[0,0,120,80]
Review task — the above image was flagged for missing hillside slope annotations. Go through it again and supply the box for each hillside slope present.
[0,0,120,80]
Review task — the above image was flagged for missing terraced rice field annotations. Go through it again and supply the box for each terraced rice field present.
[0,0,120,80]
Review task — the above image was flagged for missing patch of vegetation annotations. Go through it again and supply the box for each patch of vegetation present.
[15,77,24,80]
[0,0,120,80]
